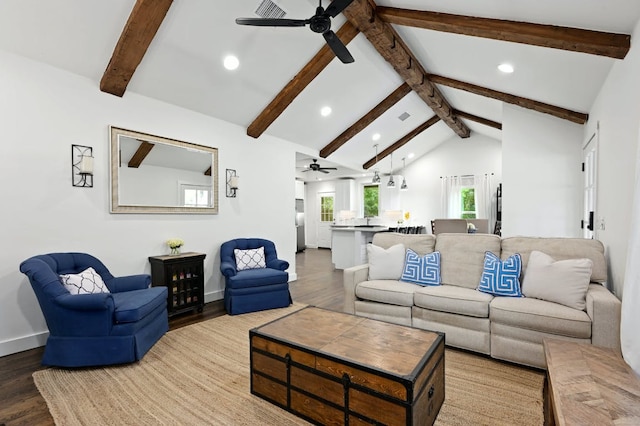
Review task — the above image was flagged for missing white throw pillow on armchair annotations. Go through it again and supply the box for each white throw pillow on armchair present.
[366,243,406,280]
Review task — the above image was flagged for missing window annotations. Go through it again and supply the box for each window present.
[180,184,212,207]
[460,187,476,219]
[363,185,379,217]
[320,195,334,222]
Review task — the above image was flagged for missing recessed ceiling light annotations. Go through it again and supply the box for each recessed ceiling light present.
[223,55,239,70]
[372,133,381,141]
[498,63,514,73]
[320,106,332,117]
[408,153,415,159]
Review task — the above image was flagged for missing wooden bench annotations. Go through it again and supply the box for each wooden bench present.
[543,338,640,425]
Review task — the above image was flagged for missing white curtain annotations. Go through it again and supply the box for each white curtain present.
[621,130,640,375]
[441,176,462,218]
[474,174,492,220]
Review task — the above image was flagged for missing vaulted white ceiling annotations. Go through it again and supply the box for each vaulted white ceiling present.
[1,0,639,181]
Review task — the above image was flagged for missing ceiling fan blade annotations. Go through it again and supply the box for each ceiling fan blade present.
[319,169,330,174]
[323,30,354,63]
[235,18,309,27]
[325,0,355,18]
[319,167,338,171]
[301,169,311,172]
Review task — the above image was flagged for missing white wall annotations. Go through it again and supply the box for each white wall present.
[119,165,211,206]
[0,50,303,356]
[396,132,502,230]
[586,19,640,297]
[502,106,584,238]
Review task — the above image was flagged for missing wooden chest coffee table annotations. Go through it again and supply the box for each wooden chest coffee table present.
[250,306,445,425]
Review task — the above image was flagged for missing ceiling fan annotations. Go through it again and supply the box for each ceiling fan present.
[236,0,356,64]
[302,159,338,174]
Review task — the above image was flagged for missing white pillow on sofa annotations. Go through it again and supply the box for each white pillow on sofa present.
[522,250,593,310]
[367,243,405,280]
[60,267,110,295]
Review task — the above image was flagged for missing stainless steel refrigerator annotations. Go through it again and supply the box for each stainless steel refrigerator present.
[295,199,305,252]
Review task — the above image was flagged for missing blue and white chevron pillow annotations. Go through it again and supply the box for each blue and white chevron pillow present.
[400,249,441,286]
[477,251,522,297]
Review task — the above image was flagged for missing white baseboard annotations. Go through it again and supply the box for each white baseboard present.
[0,331,48,357]
[205,289,224,303]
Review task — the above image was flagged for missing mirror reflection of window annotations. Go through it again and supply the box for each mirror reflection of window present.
[181,184,212,207]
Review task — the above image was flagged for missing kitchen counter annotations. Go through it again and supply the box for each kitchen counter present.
[331,226,388,232]
[330,225,388,269]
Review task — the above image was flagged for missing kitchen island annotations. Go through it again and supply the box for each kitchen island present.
[331,225,388,269]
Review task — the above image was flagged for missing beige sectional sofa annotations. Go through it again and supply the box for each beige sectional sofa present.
[343,232,621,368]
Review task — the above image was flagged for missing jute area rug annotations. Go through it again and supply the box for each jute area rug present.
[33,304,544,425]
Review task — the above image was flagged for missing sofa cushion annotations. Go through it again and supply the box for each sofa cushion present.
[234,247,266,271]
[112,287,167,324]
[435,234,502,289]
[522,251,593,310]
[414,285,493,318]
[355,280,419,307]
[400,250,441,286]
[490,297,591,339]
[367,243,405,280]
[227,268,288,289]
[477,252,523,297]
[60,267,110,295]
[501,237,606,283]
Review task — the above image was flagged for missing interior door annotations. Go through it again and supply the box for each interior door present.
[317,192,334,248]
[582,133,597,239]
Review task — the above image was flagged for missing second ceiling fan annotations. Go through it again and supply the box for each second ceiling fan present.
[302,159,337,174]
[236,0,356,64]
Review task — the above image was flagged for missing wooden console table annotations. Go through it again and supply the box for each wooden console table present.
[543,338,640,425]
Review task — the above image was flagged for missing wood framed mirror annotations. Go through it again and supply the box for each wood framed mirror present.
[110,127,218,214]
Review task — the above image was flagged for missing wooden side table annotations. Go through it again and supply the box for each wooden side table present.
[149,252,206,317]
[543,338,640,425]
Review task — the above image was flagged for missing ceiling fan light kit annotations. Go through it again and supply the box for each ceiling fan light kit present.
[236,0,356,64]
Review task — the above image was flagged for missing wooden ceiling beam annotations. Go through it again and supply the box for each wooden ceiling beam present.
[377,7,630,59]
[363,115,441,169]
[429,74,589,124]
[453,109,502,130]
[100,0,173,97]
[247,22,360,138]
[128,141,154,168]
[342,0,470,139]
[319,83,412,158]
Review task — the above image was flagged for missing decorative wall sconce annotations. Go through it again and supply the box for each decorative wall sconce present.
[72,144,94,188]
[226,169,239,197]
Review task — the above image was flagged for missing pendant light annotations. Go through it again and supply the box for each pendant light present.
[387,152,395,188]
[400,157,408,191]
[372,144,381,183]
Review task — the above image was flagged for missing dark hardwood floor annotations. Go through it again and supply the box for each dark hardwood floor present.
[0,248,342,426]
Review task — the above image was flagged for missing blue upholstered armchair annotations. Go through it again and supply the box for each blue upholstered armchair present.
[19,253,169,368]
[220,238,292,315]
